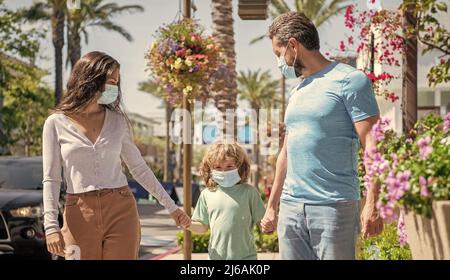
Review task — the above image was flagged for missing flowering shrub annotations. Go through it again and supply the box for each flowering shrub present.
[145,19,226,106]
[363,113,450,243]
[341,4,403,102]
[358,223,412,260]
[340,1,450,100]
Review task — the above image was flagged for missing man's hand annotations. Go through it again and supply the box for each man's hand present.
[170,208,191,229]
[261,207,278,234]
[360,203,383,239]
[46,232,65,257]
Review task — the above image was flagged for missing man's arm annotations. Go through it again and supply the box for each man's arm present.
[261,134,288,233]
[354,115,384,239]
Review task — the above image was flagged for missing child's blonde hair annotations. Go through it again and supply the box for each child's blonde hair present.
[199,142,250,190]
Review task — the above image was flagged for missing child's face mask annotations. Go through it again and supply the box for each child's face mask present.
[211,169,241,188]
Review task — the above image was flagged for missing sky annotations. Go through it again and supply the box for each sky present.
[5,0,449,120]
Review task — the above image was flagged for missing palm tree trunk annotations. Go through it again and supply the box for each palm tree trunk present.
[254,107,260,189]
[67,17,81,69]
[51,3,65,105]
[211,0,238,139]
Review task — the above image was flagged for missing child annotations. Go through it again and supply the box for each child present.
[187,142,266,260]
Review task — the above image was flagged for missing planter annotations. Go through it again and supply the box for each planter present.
[404,201,450,260]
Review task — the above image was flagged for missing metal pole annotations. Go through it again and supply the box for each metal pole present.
[182,0,192,261]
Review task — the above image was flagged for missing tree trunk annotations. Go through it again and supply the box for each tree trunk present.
[211,0,238,139]
[52,3,65,106]
[254,107,260,189]
[402,3,418,135]
[67,16,81,69]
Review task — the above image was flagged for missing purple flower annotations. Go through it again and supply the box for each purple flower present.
[397,212,408,247]
[444,112,450,133]
[417,136,433,160]
[371,118,390,142]
[419,176,430,197]
[391,153,398,169]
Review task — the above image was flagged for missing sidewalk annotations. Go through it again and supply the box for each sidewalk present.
[137,202,180,260]
[160,250,279,260]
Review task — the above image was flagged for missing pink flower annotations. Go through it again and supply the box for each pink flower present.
[366,72,377,82]
[348,36,354,45]
[417,136,433,160]
[397,212,408,247]
[344,5,355,29]
[371,118,390,142]
[340,41,346,51]
[419,176,430,197]
[444,112,450,133]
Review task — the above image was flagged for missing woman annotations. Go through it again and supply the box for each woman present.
[42,51,190,260]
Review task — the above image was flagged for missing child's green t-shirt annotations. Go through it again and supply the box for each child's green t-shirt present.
[192,183,266,260]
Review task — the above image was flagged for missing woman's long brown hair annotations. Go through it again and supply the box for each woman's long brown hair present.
[53,51,129,124]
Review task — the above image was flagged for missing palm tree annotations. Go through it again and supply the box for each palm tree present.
[211,0,238,139]
[22,0,66,105]
[139,79,173,183]
[66,0,143,68]
[238,69,279,188]
[251,0,350,44]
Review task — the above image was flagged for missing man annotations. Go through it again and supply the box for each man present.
[261,11,384,260]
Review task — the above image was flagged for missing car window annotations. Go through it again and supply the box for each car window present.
[0,160,43,190]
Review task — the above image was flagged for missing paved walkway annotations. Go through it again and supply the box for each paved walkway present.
[161,251,279,260]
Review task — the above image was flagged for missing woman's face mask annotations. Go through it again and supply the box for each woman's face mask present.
[97,84,119,105]
[211,169,241,188]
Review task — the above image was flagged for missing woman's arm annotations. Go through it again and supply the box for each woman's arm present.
[120,118,179,214]
[42,116,63,235]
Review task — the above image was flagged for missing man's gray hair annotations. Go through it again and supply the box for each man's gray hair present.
[268,11,320,50]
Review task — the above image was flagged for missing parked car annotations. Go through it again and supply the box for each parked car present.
[0,156,64,260]
[128,179,200,207]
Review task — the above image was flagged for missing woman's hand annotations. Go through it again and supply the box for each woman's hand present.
[46,232,65,257]
[170,208,191,229]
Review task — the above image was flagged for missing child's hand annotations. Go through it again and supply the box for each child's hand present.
[170,208,191,229]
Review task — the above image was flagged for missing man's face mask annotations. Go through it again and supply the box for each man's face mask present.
[277,44,299,79]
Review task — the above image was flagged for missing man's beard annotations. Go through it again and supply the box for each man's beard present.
[294,57,306,77]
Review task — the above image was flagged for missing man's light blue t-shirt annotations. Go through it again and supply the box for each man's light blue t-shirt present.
[282,61,380,204]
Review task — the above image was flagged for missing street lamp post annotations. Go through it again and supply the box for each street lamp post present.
[182,0,193,261]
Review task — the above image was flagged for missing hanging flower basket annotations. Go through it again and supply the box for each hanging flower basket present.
[145,19,226,106]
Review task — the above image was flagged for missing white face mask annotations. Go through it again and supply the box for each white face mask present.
[277,45,299,79]
[97,84,119,105]
[211,169,241,188]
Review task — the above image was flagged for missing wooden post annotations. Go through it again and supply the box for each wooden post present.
[182,0,192,261]
[402,3,418,135]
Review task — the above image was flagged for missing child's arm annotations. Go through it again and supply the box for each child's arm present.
[187,221,209,233]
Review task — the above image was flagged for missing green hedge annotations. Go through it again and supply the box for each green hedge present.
[357,223,412,260]
[176,226,279,253]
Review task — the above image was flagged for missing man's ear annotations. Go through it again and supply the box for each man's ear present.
[288,38,300,52]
